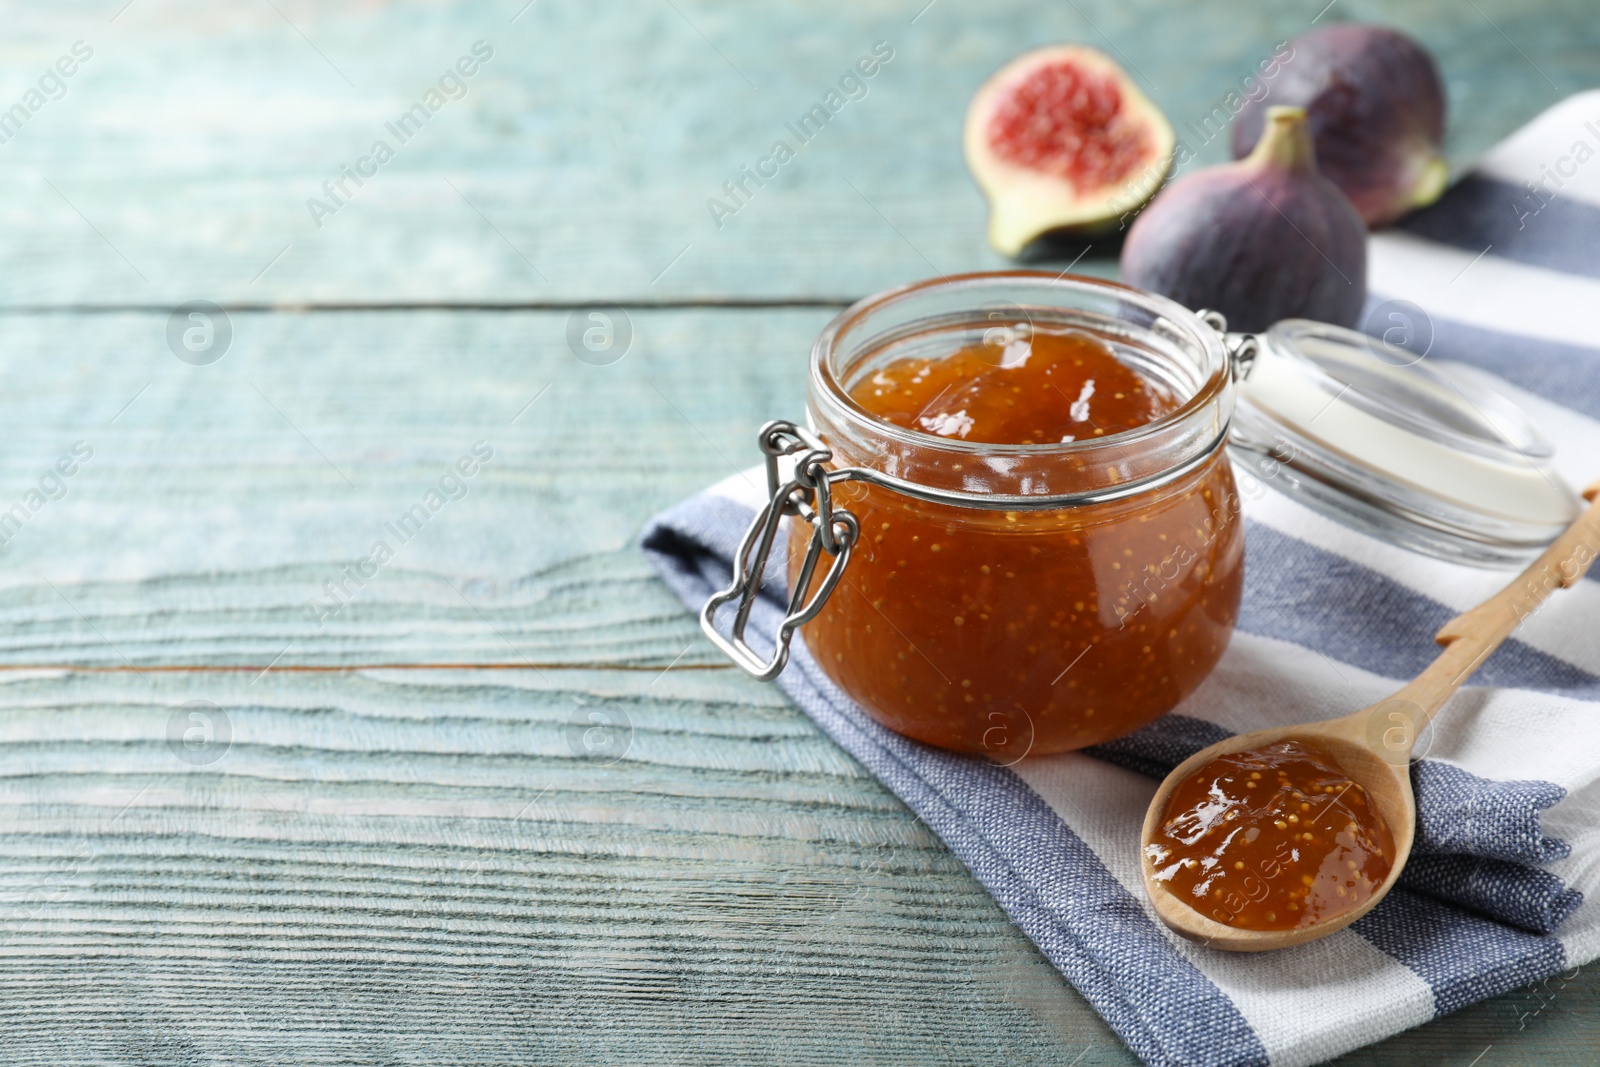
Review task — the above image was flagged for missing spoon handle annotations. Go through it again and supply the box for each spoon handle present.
[1389,481,1600,725]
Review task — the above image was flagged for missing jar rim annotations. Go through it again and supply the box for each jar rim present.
[809,271,1234,459]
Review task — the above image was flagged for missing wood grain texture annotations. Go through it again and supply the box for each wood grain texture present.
[0,1,1597,1064]
[0,308,826,667]
[0,666,1122,1066]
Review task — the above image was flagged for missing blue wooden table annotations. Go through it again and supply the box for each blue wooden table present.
[0,1,1596,1063]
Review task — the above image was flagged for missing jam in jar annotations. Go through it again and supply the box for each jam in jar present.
[789,273,1246,758]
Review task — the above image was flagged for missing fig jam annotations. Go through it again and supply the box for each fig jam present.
[855,327,1176,444]
[792,326,1245,757]
[1146,740,1396,931]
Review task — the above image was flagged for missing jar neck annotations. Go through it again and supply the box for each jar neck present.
[807,272,1235,501]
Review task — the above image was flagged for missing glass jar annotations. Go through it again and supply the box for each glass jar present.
[703,272,1247,760]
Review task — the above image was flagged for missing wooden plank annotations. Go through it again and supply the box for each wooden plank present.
[0,307,827,666]
[0,0,1591,306]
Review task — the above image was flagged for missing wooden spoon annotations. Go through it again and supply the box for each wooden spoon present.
[1140,480,1600,951]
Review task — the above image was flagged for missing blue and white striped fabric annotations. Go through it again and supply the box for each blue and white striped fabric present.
[641,93,1600,1067]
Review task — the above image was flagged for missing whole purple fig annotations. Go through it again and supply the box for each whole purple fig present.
[1121,106,1366,333]
[1231,25,1447,227]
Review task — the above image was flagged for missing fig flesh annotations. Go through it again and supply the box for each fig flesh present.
[1120,106,1367,333]
[965,45,1175,256]
[1231,25,1448,228]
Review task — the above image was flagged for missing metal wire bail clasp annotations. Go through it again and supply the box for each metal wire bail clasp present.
[1197,309,1261,382]
[699,420,859,681]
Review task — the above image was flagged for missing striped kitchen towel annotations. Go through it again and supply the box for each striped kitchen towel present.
[641,92,1600,1067]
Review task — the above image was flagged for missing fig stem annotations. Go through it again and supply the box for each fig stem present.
[1247,106,1318,173]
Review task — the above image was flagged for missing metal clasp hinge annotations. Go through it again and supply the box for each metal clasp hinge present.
[1197,309,1261,382]
[699,420,859,681]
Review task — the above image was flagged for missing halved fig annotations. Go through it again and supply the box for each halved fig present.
[965,45,1175,257]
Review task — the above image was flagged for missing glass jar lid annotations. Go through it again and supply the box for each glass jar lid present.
[1228,318,1580,567]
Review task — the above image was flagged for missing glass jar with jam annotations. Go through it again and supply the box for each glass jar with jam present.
[703,272,1249,759]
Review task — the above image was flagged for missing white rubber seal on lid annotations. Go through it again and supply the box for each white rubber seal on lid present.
[1229,319,1579,567]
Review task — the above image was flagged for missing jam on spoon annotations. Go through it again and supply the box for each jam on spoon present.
[1145,740,1395,931]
